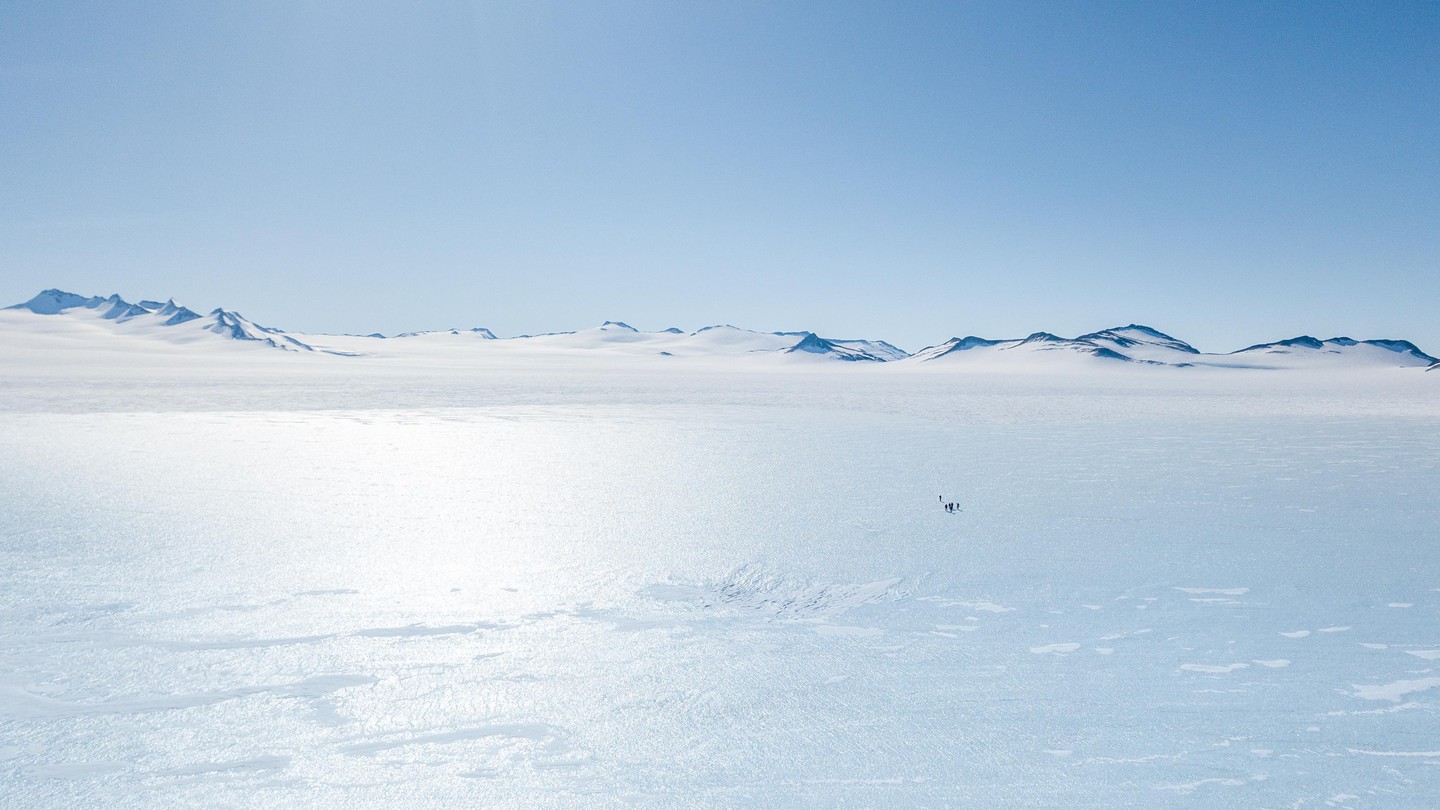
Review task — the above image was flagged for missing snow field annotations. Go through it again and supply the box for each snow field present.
[0,363,1437,807]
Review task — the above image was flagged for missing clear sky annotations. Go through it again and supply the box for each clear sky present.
[3,1,1437,352]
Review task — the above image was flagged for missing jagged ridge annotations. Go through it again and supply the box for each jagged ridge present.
[5,289,357,355]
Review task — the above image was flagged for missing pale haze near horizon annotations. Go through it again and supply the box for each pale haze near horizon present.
[2,1,1436,354]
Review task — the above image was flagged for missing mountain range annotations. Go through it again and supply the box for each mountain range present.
[4,289,1436,371]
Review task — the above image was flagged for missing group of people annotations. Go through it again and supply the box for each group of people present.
[938,495,961,513]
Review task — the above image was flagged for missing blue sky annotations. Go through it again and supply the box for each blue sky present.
[3,1,1436,352]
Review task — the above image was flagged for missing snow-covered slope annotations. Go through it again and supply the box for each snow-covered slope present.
[300,320,901,362]
[1077,325,1201,363]
[2,290,905,364]
[4,289,353,355]
[5,290,1436,373]
[501,322,897,361]
[906,324,1436,371]
[827,337,909,362]
[1228,336,1437,369]
[907,330,1151,367]
[390,327,497,339]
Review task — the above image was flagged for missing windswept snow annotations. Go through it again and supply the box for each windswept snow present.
[0,341,1438,807]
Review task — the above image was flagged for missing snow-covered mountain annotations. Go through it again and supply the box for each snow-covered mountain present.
[1227,336,1438,369]
[390,327,498,339]
[906,325,1208,367]
[304,319,903,361]
[4,290,1435,371]
[1077,325,1201,361]
[4,289,356,355]
[909,332,1133,364]
[474,321,900,361]
[1,290,900,363]
[906,324,1436,370]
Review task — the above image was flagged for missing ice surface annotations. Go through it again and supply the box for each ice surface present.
[0,329,1438,807]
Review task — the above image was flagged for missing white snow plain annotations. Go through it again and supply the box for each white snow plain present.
[1,323,1439,808]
